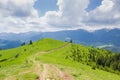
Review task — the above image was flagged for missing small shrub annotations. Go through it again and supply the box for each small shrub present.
[29,40,33,45]
[92,66,96,70]
[72,74,78,77]
[21,42,25,46]
[15,53,19,58]
[98,65,104,70]
[24,49,26,51]
[65,56,68,59]
[90,62,97,70]
[0,58,7,62]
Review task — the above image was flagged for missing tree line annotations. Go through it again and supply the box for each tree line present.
[67,44,120,74]
[21,40,33,46]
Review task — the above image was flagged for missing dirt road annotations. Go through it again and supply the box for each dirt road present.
[31,43,74,80]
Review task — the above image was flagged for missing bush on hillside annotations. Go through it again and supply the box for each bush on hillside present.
[29,40,33,45]
[21,42,25,46]
[15,53,19,58]
[0,58,7,62]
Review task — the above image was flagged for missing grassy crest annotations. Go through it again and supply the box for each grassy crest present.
[0,38,120,80]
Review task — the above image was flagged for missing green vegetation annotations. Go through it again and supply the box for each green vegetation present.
[29,40,33,45]
[67,44,120,74]
[16,73,38,80]
[21,42,26,46]
[0,38,120,80]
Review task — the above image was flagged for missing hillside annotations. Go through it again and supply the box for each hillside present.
[0,29,120,52]
[0,38,120,80]
[42,29,120,52]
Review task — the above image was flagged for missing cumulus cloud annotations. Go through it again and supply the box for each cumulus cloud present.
[0,0,120,33]
[99,0,114,12]
[85,0,120,27]
[43,0,120,31]
[44,0,89,28]
[0,0,41,33]
[0,0,38,17]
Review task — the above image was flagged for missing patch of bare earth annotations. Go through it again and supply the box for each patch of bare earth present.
[39,64,74,80]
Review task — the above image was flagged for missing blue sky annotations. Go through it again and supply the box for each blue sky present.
[34,0,58,16]
[34,0,102,16]
[0,0,120,33]
[87,0,102,11]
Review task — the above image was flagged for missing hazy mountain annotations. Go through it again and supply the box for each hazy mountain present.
[0,32,42,49]
[0,28,120,52]
[42,29,120,45]
[42,29,120,52]
[0,32,42,42]
[0,39,21,49]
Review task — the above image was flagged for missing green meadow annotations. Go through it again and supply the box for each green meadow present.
[0,38,120,80]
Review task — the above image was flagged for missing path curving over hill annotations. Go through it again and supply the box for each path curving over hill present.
[30,43,74,80]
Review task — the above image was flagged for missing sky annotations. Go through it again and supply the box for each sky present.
[0,0,120,33]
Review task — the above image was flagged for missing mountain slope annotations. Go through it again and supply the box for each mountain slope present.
[0,39,21,49]
[0,28,120,52]
[42,29,120,52]
[0,38,120,80]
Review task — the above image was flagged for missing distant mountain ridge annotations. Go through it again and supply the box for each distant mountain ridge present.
[0,39,21,49]
[0,28,120,52]
[0,32,42,42]
[0,32,42,49]
[42,28,120,52]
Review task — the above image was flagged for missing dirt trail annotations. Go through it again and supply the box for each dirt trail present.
[30,43,74,80]
[4,43,73,80]
[35,43,70,55]
[39,64,47,80]
[39,64,74,80]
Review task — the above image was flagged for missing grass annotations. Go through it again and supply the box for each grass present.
[0,38,120,80]
[16,73,38,80]
[36,44,120,80]
[0,38,65,80]
[0,38,65,67]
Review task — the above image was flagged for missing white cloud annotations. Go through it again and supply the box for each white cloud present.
[0,0,38,17]
[0,0,120,33]
[43,0,120,31]
[85,0,120,28]
[43,0,89,29]
[0,0,41,33]
[98,0,114,12]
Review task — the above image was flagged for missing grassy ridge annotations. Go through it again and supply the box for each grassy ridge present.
[0,38,65,67]
[0,38,120,80]
[0,38,65,80]
[36,43,120,80]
